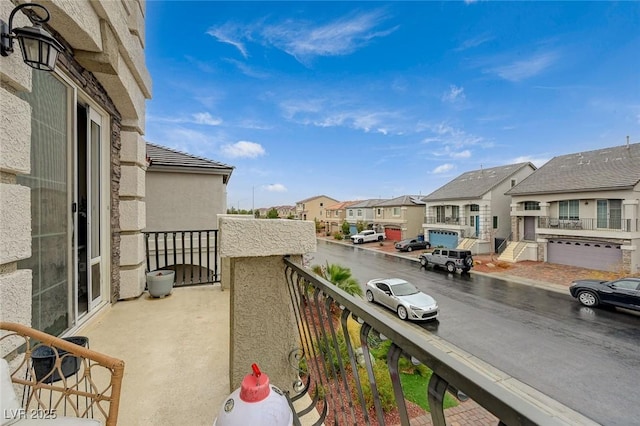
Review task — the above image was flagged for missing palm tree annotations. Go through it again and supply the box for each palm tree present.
[311,262,363,297]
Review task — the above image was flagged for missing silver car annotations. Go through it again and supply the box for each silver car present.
[365,278,439,321]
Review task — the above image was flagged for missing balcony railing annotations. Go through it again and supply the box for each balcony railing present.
[283,257,568,425]
[425,217,469,226]
[143,230,219,286]
[538,217,638,232]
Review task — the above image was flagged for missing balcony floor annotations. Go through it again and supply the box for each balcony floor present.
[79,285,229,425]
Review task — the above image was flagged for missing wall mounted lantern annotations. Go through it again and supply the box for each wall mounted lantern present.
[1,3,63,71]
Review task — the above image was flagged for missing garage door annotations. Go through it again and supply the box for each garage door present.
[385,228,402,241]
[547,240,622,272]
[428,230,459,248]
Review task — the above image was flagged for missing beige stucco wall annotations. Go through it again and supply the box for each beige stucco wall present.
[0,0,151,319]
[219,217,316,392]
[296,196,338,222]
[146,171,228,231]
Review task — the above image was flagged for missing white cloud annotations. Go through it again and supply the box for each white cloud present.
[433,164,454,174]
[265,183,287,192]
[206,23,250,58]
[455,33,493,51]
[221,141,266,158]
[511,155,550,168]
[192,112,223,126]
[487,52,558,82]
[423,122,483,148]
[450,150,471,158]
[442,85,466,103]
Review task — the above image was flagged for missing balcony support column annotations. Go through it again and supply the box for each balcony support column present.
[218,216,316,393]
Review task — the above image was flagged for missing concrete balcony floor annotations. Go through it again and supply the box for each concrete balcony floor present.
[79,285,229,426]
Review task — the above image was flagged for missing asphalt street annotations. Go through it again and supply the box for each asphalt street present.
[310,240,640,426]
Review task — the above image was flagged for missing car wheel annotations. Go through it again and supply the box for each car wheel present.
[577,290,599,307]
[397,306,408,320]
[407,246,413,252]
[366,290,374,303]
[358,238,363,244]
[446,262,456,273]
[464,255,473,267]
[420,257,427,267]
[378,236,383,241]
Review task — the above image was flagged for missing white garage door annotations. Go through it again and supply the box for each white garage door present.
[547,240,622,272]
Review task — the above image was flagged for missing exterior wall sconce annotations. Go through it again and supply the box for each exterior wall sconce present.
[1,3,63,71]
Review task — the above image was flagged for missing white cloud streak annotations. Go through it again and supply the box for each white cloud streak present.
[220,141,266,158]
[433,164,454,174]
[207,9,396,65]
[265,183,287,192]
[487,51,558,82]
[441,85,466,103]
[192,112,223,126]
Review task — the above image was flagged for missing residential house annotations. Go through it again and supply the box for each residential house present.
[146,143,233,231]
[504,143,640,273]
[0,0,151,335]
[295,195,339,226]
[275,205,296,218]
[325,201,359,234]
[345,199,387,234]
[373,196,426,242]
[422,163,537,253]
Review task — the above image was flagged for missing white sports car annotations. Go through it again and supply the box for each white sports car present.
[365,278,439,321]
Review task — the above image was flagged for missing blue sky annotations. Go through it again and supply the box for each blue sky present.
[145,1,639,210]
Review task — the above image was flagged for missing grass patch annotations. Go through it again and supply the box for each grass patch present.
[401,371,458,411]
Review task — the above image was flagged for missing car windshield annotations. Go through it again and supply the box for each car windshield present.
[392,282,419,296]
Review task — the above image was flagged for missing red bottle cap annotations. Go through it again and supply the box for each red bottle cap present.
[239,363,270,402]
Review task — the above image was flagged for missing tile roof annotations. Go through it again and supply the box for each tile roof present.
[326,201,360,210]
[423,162,535,201]
[296,195,339,204]
[506,143,640,195]
[347,199,388,208]
[146,143,234,182]
[374,195,426,207]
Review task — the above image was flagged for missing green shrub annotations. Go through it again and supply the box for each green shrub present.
[333,232,344,240]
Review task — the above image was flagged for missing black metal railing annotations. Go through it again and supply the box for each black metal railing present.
[284,257,570,425]
[538,217,637,232]
[496,232,512,255]
[425,216,470,226]
[143,230,219,286]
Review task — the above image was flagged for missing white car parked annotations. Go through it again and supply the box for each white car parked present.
[365,278,438,321]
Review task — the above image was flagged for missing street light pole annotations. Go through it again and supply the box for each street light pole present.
[252,185,255,213]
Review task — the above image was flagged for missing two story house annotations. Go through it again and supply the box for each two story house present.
[505,143,640,273]
[422,163,537,253]
[295,195,339,226]
[372,196,426,242]
[345,199,387,234]
[325,201,359,234]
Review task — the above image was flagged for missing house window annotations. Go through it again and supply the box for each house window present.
[357,209,362,216]
[597,199,622,229]
[348,210,353,217]
[451,206,460,222]
[335,211,340,218]
[559,200,579,220]
[377,208,381,215]
[392,207,401,216]
[524,201,540,210]
[470,204,480,212]
[511,179,517,187]
[493,216,498,229]
[435,206,445,222]
[320,202,324,207]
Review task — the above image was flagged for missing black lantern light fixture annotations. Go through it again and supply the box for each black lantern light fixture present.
[1,3,63,71]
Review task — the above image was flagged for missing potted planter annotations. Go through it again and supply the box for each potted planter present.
[146,270,175,298]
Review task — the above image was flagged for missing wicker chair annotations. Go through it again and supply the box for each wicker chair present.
[1,322,124,425]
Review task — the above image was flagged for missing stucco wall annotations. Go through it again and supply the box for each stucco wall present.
[146,171,227,231]
[0,0,151,323]
[219,217,316,392]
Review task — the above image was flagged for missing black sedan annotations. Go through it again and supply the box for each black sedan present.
[569,277,640,311]
[395,238,431,252]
